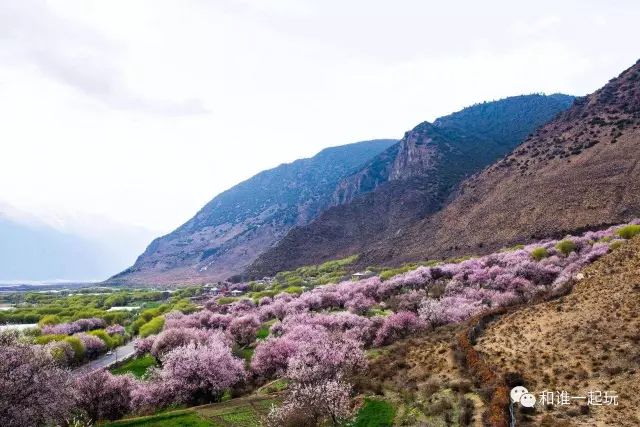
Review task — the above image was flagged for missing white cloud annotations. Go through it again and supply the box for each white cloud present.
[1,0,639,241]
[0,1,207,115]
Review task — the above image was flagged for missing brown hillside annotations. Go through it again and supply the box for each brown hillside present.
[362,59,640,267]
[248,95,574,277]
[476,237,640,426]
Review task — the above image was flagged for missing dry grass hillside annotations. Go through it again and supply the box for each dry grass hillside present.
[362,59,640,267]
[476,237,640,426]
[247,95,574,278]
[359,324,485,426]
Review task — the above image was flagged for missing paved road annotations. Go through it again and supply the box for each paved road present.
[73,340,137,376]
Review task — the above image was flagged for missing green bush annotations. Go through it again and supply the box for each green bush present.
[609,240,625,250]
[285,276,304,287]
[139,308,161,322]
[49,345,70,365]
[34,334,67,345]
[617,224,640,239]
[130,317,147,335]
[317,255,358,273]
[64,336,85,363]
[89,329,117,348]
[251,290,278,301]
[139,316,165,338]
[380,266,413,281]
[216,297,240,305]
[38,314,61,327]
[555,239,577,256]
[171,299,198,314]
[530,247,549,261]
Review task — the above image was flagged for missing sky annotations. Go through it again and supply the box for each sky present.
[1,0,639,279]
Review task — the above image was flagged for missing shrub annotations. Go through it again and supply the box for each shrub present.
[64,336,86,364]
[284,286,303,294]
[46,340,76,366]
[380,266,413,281]
[88,329,118,349]
[617,224,640,239]
[530,247,549,261]
[217,297,239,305]
[139,317,165,338]
[38,314,62,327]
[609,240,625,250]
[555,239,577,256]
[35,334,67,345]
[501,244,525,252]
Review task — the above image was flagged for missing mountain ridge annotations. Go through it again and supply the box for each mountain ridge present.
[357,59,640,268]
[248,93,575,277]
[108,139,397,285]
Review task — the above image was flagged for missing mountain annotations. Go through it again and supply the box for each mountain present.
[357,59,640,267]
[109,140,396,285]
[248,94,575,277]
[0,209,153,282]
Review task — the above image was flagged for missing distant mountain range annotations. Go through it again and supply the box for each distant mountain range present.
[0,209,153,282]
[109,140,396,284]
[113,92,577,284]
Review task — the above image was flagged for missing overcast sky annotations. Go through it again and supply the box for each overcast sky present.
[1,0,639,237]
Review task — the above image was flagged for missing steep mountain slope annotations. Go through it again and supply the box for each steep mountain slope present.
[361,59,640,267]
[109,140,396,285]
[476,236,640,426]
[248,94,574,277]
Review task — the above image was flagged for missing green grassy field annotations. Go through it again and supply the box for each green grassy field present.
[102,410,213,427]
[353,398,396,427]
[196,395,278,427]
[110,354,157,378]
[102,394,279,427]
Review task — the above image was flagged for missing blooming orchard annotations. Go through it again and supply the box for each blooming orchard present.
[1,221,635,425]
